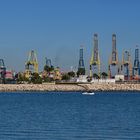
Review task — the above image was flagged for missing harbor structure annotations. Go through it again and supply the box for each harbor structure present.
[25,50,38,79]
[0,59,6,84]
[108,34,119,78]
[121,50,132,79]
[2,34,140,84]
[77,45,85,76]
[54,67,62,81]
[45,57,52,67]
[90,33,100,78]
[133,47,140,79]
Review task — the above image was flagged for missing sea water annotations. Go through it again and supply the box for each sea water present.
[0,92,140,140]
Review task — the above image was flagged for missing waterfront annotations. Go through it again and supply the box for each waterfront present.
[1,83,140,92]
[0,92,140,139]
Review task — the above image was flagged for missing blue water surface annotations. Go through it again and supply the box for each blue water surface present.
[0,91,140,140]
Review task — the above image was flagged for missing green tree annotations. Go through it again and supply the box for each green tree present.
[43,77,54,83]
[93,73,100,79]
[87,76,92,82]
[44,65,54,72]
[17,73,29,83]
[30,73,42,84]
[77,68,85,77]
[68,71,75,77]
[101,72,108,79]
[62,73,70,81]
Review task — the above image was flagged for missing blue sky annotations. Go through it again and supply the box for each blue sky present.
[0,0,140,72]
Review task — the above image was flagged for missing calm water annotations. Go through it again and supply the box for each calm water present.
[0,92,140,140]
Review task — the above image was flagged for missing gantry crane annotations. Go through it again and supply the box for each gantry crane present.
[121,50,132,79]
[77,45,85,75]
[45,57,52,68]
[108,34,119,78]
[133,47,140,79]
[90,34,100,78]
[0,59,6,84]
[25,50,38,79]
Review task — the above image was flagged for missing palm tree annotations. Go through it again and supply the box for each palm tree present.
[101,72,108,79]
[77,68,85,77]
[93,73,100,79]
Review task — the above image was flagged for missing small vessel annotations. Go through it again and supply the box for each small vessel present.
[82,91,95,95]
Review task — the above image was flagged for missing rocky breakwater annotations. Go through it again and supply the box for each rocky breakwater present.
[0,84,85,92]
[0,83,140,92]
[79,83,140,91]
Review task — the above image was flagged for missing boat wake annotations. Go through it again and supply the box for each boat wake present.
[82,92,95,95]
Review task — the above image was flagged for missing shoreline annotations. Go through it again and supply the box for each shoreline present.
[0,83,140,92]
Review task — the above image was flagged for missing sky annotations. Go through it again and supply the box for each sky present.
[0,0,140,73]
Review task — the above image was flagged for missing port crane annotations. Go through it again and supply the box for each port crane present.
[90,34,100,78]
[133,47,140,79]
[108,34,119,78]
[25,50,38,79]
[121,50,132,79]
[0,59,6,83]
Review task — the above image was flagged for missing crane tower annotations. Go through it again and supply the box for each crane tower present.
[90,34,100,77]
[45,57,52,68]
[133,47,140,79]
[108,34,119,78]
[121,50,132,79]
[78,46,85,69]
[77,45,85,75]
[0,59,6,84]
[25,50,38,79]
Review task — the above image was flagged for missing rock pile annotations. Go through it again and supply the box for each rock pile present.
[0,83,139,92]
[0,84,84,92]
[81,83,140,91]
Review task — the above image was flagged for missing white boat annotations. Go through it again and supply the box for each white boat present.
[82,92,95,95]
